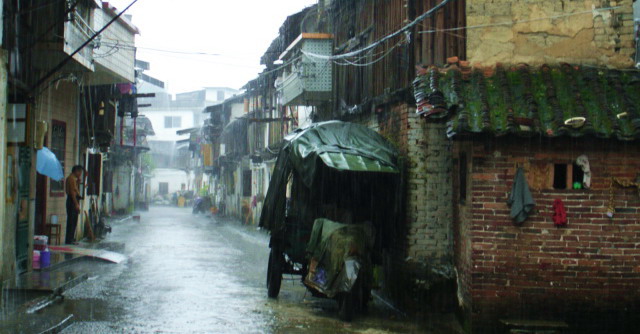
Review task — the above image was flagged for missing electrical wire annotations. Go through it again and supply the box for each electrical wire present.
[30,0,140,92]
[418,6,622,34]
[304,0,455,61]
[332,39,407,67]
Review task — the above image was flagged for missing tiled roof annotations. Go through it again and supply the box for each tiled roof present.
[413,63,640,141]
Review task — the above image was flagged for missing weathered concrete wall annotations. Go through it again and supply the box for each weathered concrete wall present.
[34,81,80,243]
[467,0,636,67]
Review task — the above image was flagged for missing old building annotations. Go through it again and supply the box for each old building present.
[2,0,140,281]
[260,0,639,331]
[204,6,316,224]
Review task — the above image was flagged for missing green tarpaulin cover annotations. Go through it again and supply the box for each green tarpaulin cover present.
[304,218,374,297]
[285,121,399,186]
[259,121,400,232]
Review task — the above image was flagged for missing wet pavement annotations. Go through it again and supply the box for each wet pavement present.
[5,207,456,333]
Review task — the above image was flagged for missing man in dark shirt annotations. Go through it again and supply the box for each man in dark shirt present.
[65,165,84,244]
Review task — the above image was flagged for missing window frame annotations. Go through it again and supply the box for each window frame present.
[49,120,67,197]
[164,116,182,128]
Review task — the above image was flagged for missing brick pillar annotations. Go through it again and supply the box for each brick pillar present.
[406,118,453,264]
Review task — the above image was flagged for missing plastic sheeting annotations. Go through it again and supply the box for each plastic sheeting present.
[303,218,373,297]
[285,121,399,187]
[259,121,399,232]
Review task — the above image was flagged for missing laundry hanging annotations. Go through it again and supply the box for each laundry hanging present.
[552,199,568,227]
[576,155,591,189]
[507,167,536,225]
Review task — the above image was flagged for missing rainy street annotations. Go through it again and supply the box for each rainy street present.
[12,206,446,334]
[5,1,640,332]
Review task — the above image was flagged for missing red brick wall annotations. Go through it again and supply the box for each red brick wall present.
[457,137,640,331]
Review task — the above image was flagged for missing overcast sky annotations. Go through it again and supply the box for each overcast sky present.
[109,0,316,95]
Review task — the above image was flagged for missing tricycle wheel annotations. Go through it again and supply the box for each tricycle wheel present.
[267,248,283,298]
[337,292,356,321]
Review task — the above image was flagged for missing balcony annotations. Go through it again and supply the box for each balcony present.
[91,3,140,85]
[62,6,97,71]
[277,33,333,106]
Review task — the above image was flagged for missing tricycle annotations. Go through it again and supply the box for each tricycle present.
[259,121,401,321]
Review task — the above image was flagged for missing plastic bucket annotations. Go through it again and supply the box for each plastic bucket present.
[40,251,51,268]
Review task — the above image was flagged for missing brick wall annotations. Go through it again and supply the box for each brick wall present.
[456,137,640,331]
[467,0,636,68]
[357,104,454,264]
[350,103,457,311]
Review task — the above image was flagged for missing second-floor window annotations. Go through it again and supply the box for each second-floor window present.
[164,116,182,128]
[50,120,66,196]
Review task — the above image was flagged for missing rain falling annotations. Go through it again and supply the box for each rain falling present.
[1,0,640,333]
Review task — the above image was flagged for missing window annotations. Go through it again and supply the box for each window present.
[243,170,252,197]
[572,163,585,189]
[49,120,66,195]
[159,182,169,195]
[164,116,182,128]
[553,164,568,189]
[217,90,225,101]
[552,163,585,190]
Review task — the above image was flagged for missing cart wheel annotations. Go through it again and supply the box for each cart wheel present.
[267,249,283,299]
[338,292,356,321]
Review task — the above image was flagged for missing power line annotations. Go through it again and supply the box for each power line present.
[304,0,455,61]
[31,0,140,93]
[418,6,622,34]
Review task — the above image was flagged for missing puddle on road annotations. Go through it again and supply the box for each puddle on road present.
[15,208,446,333]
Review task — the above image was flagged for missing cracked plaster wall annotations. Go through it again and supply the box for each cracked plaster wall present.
[467,0,636,67]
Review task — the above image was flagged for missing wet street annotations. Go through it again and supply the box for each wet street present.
[14,207,440,333]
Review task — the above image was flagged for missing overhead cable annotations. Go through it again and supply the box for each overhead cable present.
[418,6,622,34]
[304,0,455,61]
[30,0,140,93]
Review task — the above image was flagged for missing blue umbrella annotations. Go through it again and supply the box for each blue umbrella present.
[36,147,64,181]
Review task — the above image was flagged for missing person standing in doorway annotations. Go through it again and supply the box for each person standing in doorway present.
[65,165,84,244]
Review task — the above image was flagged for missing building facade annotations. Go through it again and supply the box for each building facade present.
[246,0,640,331]
[2,0,141,282]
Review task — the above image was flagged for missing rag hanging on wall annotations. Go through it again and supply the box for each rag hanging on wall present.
[575,155,591,189]
[507,167,535,225]
[552,199,567,227]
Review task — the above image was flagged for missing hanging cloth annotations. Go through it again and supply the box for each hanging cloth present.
[576,155,591,189]
[552,199,567,227]
[507,167,536,225]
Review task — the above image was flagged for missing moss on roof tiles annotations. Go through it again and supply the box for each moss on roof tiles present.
[414,64,640,141]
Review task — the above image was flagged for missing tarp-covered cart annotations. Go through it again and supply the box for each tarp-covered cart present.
[259,121,401,321]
